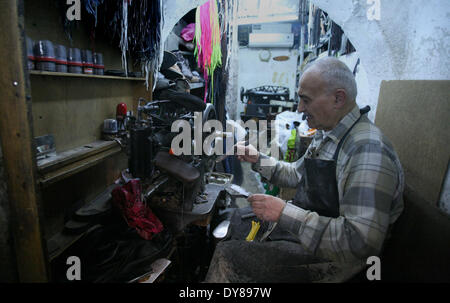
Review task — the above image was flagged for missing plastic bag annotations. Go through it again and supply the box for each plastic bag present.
[181,23,196,42]
[275,111,305,156]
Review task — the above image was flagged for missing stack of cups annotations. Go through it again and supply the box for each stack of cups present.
[81,50,94,74]
[93,53,104,75]
[34,40,56,72]
[26,36,35,70]
[68,48,82,74]
[54,45,68,73]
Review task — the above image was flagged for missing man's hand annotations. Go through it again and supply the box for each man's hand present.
[235,141,259,163]
[247,194,286,222]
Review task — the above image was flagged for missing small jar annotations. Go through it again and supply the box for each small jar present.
[103,119,118,134]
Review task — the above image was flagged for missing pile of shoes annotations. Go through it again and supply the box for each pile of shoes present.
[160,51,185,81]
[154,50,206,108]
[157,51,204,94]
[52,222,173,282]
[52,180,173,283]
[173,51,193,80]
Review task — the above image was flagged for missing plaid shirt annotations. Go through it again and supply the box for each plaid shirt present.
[253,105,404,263]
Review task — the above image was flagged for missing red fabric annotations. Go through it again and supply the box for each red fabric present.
[112,180,163,240]
[181,23,196,42]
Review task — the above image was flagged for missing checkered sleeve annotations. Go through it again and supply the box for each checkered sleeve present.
[252,153,304,188]
[278,142,402,263]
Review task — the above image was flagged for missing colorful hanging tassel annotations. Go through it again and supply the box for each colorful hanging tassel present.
[194,0,222,104]
[119,0,131,77]
[85,0,104,27]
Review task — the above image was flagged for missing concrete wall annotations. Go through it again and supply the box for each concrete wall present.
[311,0,450,120]
[337,51,372,120]
[161,0,208,66]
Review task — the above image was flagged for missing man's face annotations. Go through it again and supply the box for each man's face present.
[297,69,337,131]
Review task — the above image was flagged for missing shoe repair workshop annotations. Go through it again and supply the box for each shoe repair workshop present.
[0,0,449,285]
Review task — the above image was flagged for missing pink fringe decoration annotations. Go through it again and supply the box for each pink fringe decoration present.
[195,0,222,103]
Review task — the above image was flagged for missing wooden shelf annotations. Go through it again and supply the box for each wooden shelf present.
[30,70,146,81]
[47,224,101,261]
[37,140,122,187]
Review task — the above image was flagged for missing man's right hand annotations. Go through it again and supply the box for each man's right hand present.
[235,141,259,163]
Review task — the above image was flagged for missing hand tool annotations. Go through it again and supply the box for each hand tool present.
[224,184,252,198]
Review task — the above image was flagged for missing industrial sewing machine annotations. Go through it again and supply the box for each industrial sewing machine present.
[124,85,227,234]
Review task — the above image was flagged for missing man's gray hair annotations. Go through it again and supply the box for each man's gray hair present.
[304,57,357,102]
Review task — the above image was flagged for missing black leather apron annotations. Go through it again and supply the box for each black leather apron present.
[265,106,370,242]
[292,106,371,218]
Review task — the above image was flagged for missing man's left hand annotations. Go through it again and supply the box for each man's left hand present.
[247,194,286,222]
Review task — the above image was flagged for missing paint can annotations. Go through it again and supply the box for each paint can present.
[93,52,104,75]
[54,45,68,73]
[34,40,56,72]
[26,36,35,70]
[68,48,82,74]
[81,49,94,74]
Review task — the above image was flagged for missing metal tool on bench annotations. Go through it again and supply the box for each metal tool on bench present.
[224,184,256,220]
[225,184,252,198]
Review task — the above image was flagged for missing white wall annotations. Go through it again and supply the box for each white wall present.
[337,52,372,120]
[236,47,299,118]
[311,0,450,121]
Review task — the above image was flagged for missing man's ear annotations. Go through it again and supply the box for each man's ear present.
[334,89,347,109]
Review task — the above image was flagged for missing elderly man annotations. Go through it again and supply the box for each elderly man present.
[205,57,404,283]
